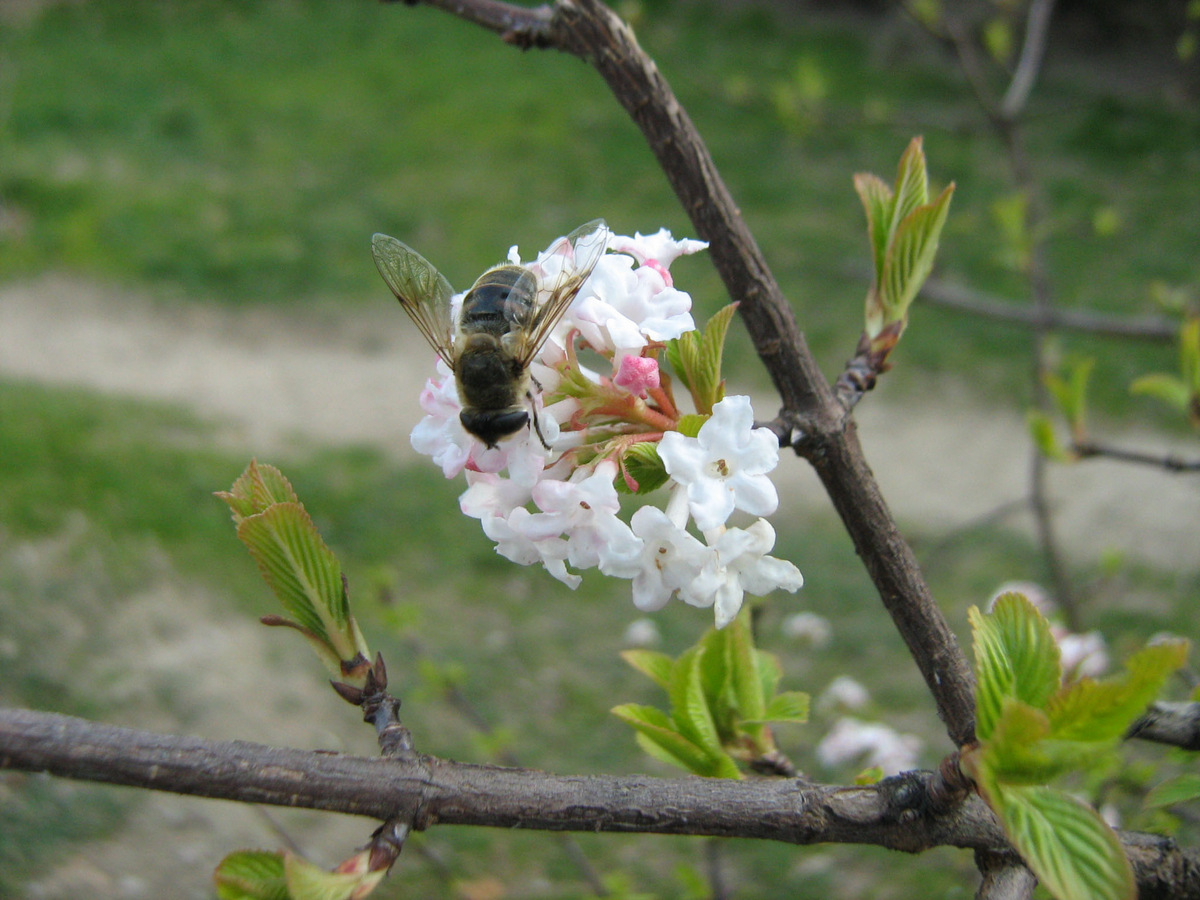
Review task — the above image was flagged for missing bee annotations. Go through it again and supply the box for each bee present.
[372,219,608,449]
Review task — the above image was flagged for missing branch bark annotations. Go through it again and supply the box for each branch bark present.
[4,708,1200,895]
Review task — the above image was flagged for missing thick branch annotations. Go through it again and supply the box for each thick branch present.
[4,708,1200,896]
[408,0,977,750]
[1128,702,1200,751]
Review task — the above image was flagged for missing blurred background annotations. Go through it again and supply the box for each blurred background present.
[1,0,1198,897]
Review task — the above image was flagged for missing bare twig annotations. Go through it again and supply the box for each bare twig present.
[1073,441,1200,473]
[4,708,1199,894]
[999,0,1056,120]
[917,276,1178,342]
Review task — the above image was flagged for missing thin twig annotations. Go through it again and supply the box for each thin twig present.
[917,276,1178,342]
[1073,441,1200,473]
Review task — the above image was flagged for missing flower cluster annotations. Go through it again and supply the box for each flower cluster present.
[409,225,802,628]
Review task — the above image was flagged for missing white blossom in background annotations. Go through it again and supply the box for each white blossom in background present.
[405,223,805,628]
[623,617,662,647]
[1057,630,1109,680]
[816,676,870,714]
[781,611,832,648]
[816,717,923,776]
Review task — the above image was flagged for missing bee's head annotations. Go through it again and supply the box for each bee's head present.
[460,408,530,449]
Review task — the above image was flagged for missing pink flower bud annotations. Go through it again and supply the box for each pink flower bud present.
[613,354,661,397]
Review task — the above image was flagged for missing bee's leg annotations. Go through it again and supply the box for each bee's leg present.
[527,388,551,450]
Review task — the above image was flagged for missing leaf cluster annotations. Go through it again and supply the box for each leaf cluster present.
[612,608,808,778]
[964,592,1189,900]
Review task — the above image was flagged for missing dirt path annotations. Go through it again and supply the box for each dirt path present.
[3,275,1197,572]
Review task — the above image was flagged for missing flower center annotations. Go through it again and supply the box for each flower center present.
[707,457,731,479]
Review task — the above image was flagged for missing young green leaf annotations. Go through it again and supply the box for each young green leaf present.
[215,851,289,900]
[617,441,671,495]
[727,608,767,723]
[620,649,676,691]
[284,851,385,900]
[758,691,810,725]
[1144,773,1200,810]
[879,183,955,325]
[1047,639,1188,743]
[854,171,893,280]
[1028,410,1072,461]
[611,704,733,777]
[1131,373,1191,414]
[669,647,723,755]
[969,592,1062,741]
[994,784,1134,900]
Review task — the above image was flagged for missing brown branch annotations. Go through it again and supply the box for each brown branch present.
[406,0,977,750]
[4,708,1199,895]
[917,276,1178,342]
[1128,702,1200,751]
[1073,441,1200,473]
[973,850,1036,900]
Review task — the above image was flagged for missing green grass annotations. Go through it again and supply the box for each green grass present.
[3,0,1198,414]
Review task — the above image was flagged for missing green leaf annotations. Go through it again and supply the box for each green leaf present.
[620,649,676,691]
[669,647,723,754]
[879,181,954,323]
[854,171,893,280]
[1181,318,1200,391]
[891,136,931,245]
[617,441,670,495]
[758,691,810,724]
[664,305,737,416]
[217,461,300,524]
[969,592,1062,741]
[284,852,382,900]
[215,851,289,900]
[612,704,730,777]
[1130,373,1190,413]
[675,414,708,438]
[1047,640,1188,743]
[756,649,782,705]
[727,608,767,723]
[1044,358,1095,436]
[994,784,1134,900]
[1145,773,1200,809]
[236,503,348,640]
[1028,409,1071,461]
[984,699,1104,786]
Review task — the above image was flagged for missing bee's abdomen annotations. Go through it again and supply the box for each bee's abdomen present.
[457,344,525,410]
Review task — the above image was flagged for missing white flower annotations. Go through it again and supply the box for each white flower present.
[684,518,803,628]
[609,229,709,270]
[629,505,715,612]
[658,395,780,531]
[781,611,832,647]
[816,676,870,713]
[516,461,643,579]
[816,717,922,776]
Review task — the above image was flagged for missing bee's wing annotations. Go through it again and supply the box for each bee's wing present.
[515,219,609,366]
[372,233,458,369]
